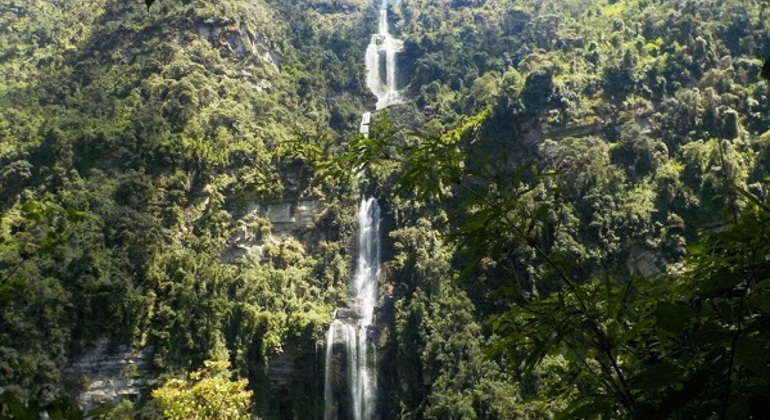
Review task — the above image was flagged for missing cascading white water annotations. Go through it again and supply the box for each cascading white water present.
[324,198,381,420]
[325,1,401,417]
[364,1,404,111]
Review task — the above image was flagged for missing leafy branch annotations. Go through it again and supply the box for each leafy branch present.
[319,108,770,417]
[0,201,86,286]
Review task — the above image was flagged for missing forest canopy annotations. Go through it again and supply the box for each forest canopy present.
[2,0,770,418]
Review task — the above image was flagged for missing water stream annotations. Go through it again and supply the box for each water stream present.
[360,0,404,137]
[324,2,401,418]
[323,198,381,420]
[365,6,404,111]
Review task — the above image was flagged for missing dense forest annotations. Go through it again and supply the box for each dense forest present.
[1,0,770,418]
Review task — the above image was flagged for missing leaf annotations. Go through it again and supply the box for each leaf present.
[85,403,116,417]
[687,242,706,256]
[654,365,716,418]
[631,361,683,391]
[0,391,38,420]
[21,201,45,223]
[731,183,770,214]
[762,57,770,81]
[735,337,768,380]
[615,277,635,319]
[690,324,730,347]
[726,396,749,420]
[699,272,742,297]
[65,207,86,223]
[750,293,770,315]
[555,400,613,420]
[520,342,551,383]
[655,301,693,335]
[754,279,770,290]
[457,255,483,279]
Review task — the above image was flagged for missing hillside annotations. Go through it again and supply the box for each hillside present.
[1,0,770,419]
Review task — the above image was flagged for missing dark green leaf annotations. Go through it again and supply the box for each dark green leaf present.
[690,324,731,347]
[735,337,768,379]
[0,391,37,420]
[750,293,770,315]
[699,272,742,297]
[655,301,693,335]
[555,400,613,420]
[726,396,748,420]
[65,207,86,223]
[631,361,683,391]
[732,183,770,214]
[86,402,115,417]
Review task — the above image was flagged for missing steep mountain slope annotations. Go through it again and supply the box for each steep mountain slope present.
[0,0,372,417]
[358,0,770,418]
[2,0,770,418]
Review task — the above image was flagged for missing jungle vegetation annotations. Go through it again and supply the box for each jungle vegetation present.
[1,0,770,418]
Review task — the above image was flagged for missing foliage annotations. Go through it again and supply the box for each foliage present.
[5,0,770,418]
[488,186,770,418]
[0,387,105,420]
[0,0,363,417]
[151,359,254,420]
[327,60,770,417]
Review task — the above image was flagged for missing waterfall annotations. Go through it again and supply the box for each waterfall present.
[364,1,404,111]
[325,1,401,417]
[324,198,381,420]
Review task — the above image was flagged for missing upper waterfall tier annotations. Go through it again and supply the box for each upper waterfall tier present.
[365,6,404,110]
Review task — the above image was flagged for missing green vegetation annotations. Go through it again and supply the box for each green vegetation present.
[329,0,770,417]
[2,0,770,418]
[0,0,365,417]
[152,359,253,420]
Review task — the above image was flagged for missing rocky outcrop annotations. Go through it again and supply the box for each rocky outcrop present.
[222,199,325,263]
[523,112,656,148]
[626,246,660,277]
[195,21,282,71]
[64,340,152,410]
[267,349,308,387]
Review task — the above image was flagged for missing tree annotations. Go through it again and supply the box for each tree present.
[151,359,254,420]
[324,101,770,417]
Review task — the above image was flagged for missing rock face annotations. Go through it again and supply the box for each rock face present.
[195,20,281,70]
[626,246,660,277]
[267,349,309,387]
[64,340,152,410]
[222,199,325,263]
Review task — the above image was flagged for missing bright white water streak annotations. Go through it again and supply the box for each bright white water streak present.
[324,197,381,420]
[365,3,404,110]
[327,0,396,417]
